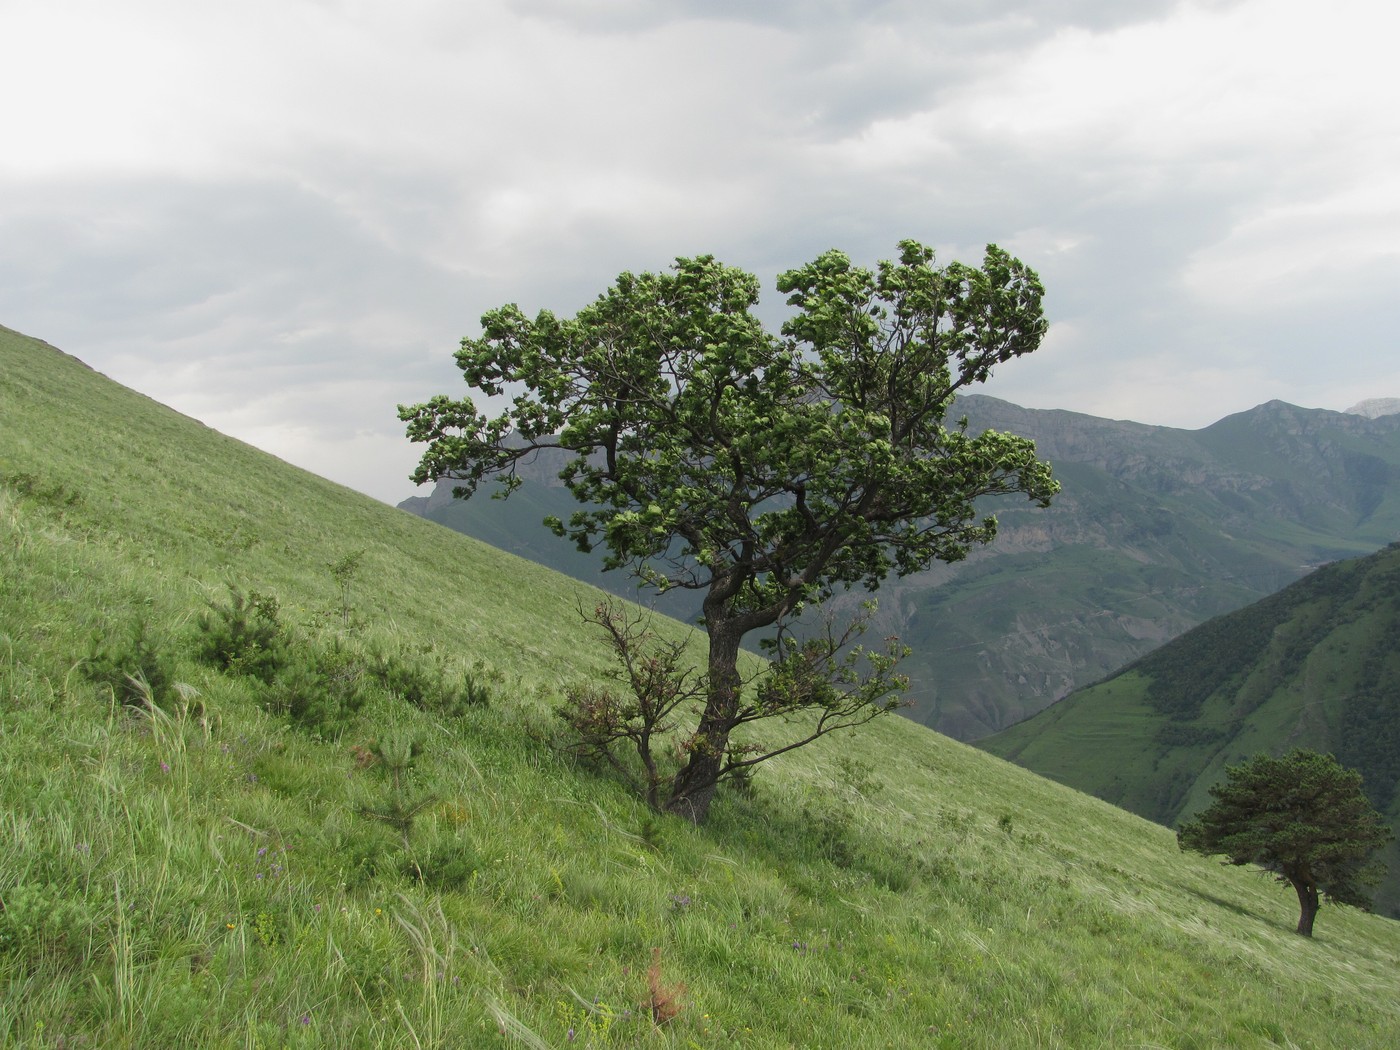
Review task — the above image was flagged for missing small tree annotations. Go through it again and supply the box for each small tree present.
[558,597,910,812]
[400,239,1058,823]
[1177,749,1391,936]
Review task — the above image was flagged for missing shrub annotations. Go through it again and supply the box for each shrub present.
[265,644,371,734]
[369,646,491,716]
[0,882,104,970]
[84,617,174,709]
[194,583,287,682]
[404,839,479,889]
[357,731,437,850]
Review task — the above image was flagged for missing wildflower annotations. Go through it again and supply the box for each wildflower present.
[300,1013,312,1026]
[160,761,171,773]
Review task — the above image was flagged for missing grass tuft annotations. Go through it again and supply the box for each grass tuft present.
[1,323,1398,1046]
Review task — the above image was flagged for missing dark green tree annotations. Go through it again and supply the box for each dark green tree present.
[400,239,1058,823]
[1178,749,1392,936]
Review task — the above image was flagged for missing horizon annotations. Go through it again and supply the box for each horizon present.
[4,1,1398,504]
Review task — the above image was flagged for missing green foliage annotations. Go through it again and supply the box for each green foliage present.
[83,616,175,709]
[983,541,1400,914]
[195,582,288,682]
[556,601,704,809]
[368,644,492,717]
[416,395,1400,743]
[557,599,910,813]
[358,731,437,849]
[1138,556,1376,721]
[8,323,1400,1046]
[405,840,480,890]
[3,470,83,510]
[0,882,102,969]
[327,548,367,628]
[264,641,371,734]
[1154,723,1229,748]
[1340,684,1400,810]
[403,240,1057,821]
[1178,749,1392,935]
[195,578,490,731]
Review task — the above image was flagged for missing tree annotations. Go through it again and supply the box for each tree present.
[399,239,1059,823]
[1177,749,1392,936]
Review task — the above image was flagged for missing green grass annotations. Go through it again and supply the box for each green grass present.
[3,322,1400,1048]
[981,540,1400,919]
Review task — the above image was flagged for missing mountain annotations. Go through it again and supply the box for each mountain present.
[980,541,1400,917]
[11,322,1400,1043]
[402,395,1400,739]
[1347,397,1400,419]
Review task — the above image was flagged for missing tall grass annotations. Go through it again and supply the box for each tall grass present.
[2,324,1399,1047]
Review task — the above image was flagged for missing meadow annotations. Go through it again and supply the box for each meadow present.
[2,324,1398,1048]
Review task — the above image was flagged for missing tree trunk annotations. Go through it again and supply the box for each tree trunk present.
[1292,878,1320,937]
[663,619,744,824]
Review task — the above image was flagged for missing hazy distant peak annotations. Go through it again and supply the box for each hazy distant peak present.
[1345,398,1400,419]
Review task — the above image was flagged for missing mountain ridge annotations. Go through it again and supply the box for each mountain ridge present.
[403,393,1400,738]
[979,540,1400,917]
[7,321,1400,1044]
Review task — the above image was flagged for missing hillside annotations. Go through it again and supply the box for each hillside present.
[980,541,1400,918]
[3,322,1399,1047]
[402,395,1400,739]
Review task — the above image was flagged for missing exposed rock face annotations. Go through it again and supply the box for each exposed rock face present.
[1346,398,1400,419]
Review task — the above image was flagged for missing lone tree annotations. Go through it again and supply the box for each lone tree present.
[400,239,1059,823]
[1178,749,1391,937]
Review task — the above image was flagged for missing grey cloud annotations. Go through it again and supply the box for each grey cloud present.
[3,0,1395,505]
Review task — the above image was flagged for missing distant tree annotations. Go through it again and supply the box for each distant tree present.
[1177,749,1391,936]
[400,240,1058,824]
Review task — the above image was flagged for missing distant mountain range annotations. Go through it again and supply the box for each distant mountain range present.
[979,540,1400,917]
[400,395,1400,739]
[1347,397,1400,419]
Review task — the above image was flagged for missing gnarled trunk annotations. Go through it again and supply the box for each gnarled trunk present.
[663,618,744,824]
[1291,877,1320,937]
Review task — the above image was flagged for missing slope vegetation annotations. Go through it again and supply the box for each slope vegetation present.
[981,542,1400,917]
[3,323,1399,1047]
[405,395,1400,740]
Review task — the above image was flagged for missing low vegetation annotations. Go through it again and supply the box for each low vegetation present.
[980,540,1400,916]
[402,241,1058,821]
[1179,750,1392,937]
[3,324,1400,1046]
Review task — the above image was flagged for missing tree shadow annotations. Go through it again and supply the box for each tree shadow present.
[1161,873,1283,929]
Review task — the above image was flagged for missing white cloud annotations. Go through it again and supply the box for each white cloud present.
[2,0,1398,503]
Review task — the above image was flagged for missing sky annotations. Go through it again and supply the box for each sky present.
[3,0,1398,504]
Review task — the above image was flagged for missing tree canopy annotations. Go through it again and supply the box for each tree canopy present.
[400,239,1058,822]
[1177,749,1391,936]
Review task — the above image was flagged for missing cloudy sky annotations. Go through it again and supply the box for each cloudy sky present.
[4,0,1397,503]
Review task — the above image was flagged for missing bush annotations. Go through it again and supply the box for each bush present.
[0,882,104,970]
[265,644,371,734]
[405,839,479,889]
[194,583,288,682]
[369,646,491,716]
[84,617,174,709]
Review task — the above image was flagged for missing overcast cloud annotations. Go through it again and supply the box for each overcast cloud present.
[3,0,1397,502]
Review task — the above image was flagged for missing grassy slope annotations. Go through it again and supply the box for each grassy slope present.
[980,545,1400,919]
[2,322,1399,1049]
[411,398,1400,741]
